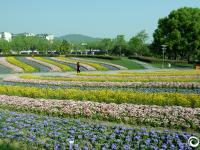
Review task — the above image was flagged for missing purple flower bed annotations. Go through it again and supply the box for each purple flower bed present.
[0,109,197,150]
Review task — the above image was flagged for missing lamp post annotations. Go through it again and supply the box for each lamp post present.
[161,45,167,69]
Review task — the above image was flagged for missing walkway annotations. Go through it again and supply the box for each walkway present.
[130,59,158,70]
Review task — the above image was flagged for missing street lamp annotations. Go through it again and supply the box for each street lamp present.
[161,45,167,69]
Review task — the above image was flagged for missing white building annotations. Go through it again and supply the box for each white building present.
[24,33,35,37]
[45,34,54,41]
[0,32,12,42]
[36,34,54,41]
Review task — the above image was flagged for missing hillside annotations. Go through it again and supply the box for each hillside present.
[57,34,101,43]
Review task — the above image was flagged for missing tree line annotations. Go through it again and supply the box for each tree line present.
[0,7,199,61]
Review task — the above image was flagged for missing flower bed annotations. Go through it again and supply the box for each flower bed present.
[20,74,200,82]
[0,82,199,108]
[34,57,73,71]
[0,95,199,130]
[2,80,200,94]
[0,57,23,72]
[54,57,96,71]
[63,57,109,71]
[26,57,61,72]
[73,57,128,70]
[0,109,197,149]
[79,70,200,77]
[6,75,200,89]
[6,57,37,73]
[18,57,50,72]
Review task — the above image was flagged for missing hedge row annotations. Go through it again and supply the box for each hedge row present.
[65,54,121,60]
[0,54,60,57]
[129,56,188,64]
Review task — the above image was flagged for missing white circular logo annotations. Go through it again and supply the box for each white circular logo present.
[188,136,199,148]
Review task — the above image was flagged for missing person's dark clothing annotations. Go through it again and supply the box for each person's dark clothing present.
[77,62,80,73]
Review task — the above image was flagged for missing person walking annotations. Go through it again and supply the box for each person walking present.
[77,61,80,73]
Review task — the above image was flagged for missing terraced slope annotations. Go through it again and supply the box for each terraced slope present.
[34,57,73,71]
[17,57,51,72]
[0,64,13,74]
[0,57,23,73]
[6,57,37,73]
[60,57,108,71]
[70,57,128,70]
[52,57,95,71]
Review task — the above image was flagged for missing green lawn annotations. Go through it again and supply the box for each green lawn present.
[152,63,193,69]
[78,57,145,69]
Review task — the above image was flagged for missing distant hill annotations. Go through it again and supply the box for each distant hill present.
[56,34,101,43]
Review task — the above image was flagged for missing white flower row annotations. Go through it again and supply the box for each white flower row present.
[0,95,199,129]
[51,57,96,71]
[71,57,128,70]
[26,57,61,72]
[0,57,23,72]
[4,75,200,88]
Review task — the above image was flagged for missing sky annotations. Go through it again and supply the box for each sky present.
[0,0,200,40]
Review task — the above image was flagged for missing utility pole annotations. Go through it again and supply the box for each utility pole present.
[161,45,167,69]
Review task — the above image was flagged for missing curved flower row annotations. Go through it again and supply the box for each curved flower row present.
[66,57,109,71]
[0,95,199,130]
[54,57,96,71]
[26,57,61,72]
[6,57,37,73]
[5,75,200,89]
[34,57,73,71]
[0,57,23,72]
[79,70,200,77]
[25,74,200,82]
[70,57,128,70]
[75,75,200,79]
[0,109,197,150]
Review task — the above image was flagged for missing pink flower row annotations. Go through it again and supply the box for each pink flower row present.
[0,95,199,129]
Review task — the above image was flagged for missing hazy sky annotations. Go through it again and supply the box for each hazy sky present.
[0,0,199,40]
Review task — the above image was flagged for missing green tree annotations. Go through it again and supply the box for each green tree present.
[112,35,127,56]
[100,38,113,55]
[0,39,10,54]
[152,7,200,61]
[59,40,71,54]
[11,36,26,53]
[128,30,149,56]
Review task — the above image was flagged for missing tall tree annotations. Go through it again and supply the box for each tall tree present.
[0,39,10,54]
[152,7,200,61]
[100,38,113,55]
[59,40,71,54]
[112,35,126,56]
[128,30,149,56]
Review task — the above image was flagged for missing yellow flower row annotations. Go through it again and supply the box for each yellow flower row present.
[0,85,199,108]
[6,57,37,73]
[35,57,73,71]
[20,75,200,82]
[78,70,200,77]
[58,57,108,71]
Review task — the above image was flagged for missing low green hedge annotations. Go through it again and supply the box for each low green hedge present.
[0,54,59,57]
[129,56,188,64]
[65,54,121,60]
